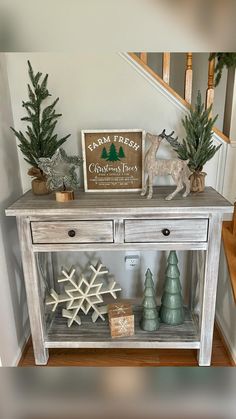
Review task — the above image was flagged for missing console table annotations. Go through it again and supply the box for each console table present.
[6,186,233,366]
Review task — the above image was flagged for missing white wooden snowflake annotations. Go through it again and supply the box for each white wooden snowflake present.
[46,263,122,327]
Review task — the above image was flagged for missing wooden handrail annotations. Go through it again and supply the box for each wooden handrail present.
[128,52,230,144]
[163,53,170,85]
[184,53,193,104]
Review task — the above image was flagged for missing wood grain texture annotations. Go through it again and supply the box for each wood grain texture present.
[6,187,233,217]
[17,217,49,365]
[19,325,233,366]
[198,214,223,366]
[7,187,233,366]
[31,220,114,244]
[162,52,170,84]
[124,219,208,243]
[184,53,193,104]
[45,305,200,349]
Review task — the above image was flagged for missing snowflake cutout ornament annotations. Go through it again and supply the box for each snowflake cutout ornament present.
[46,262,122,327]
[38,148,83,191]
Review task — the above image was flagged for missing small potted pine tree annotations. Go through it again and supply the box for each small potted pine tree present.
[11,61,70,195]
[166,91,220,192]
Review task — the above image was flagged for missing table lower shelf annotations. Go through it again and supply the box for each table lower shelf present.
[45,305,200,349]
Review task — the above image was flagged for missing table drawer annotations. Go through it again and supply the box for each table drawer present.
[124,219,208,243]
[31,221,114,244]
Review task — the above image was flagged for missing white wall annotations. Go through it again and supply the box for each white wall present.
[0,54,29,366]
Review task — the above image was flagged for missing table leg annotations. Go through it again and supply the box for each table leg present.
[17,217,49,365]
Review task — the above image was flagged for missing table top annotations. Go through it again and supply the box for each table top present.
[6,186,233,217]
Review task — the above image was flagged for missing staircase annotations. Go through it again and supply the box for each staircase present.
[127,52,230,145]
[124,52,236,306]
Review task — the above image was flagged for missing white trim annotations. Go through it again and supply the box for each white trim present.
[12,328,30,367]
[216,313,236,365]
[119,52,189,113]
[213,134,228,194]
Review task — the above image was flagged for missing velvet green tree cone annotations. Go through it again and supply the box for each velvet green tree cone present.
[140,269,159,332]
[159,251,185,325]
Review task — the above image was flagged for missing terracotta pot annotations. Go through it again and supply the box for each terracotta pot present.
[32,179,50,195]
[190,171,206,193]
[55,190,74,202]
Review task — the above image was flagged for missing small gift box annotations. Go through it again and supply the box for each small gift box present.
[108,302,134,338]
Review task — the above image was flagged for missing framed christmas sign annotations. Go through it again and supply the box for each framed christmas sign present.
[81,129,145,192]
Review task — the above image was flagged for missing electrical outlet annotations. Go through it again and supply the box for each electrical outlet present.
[125,252,140,271]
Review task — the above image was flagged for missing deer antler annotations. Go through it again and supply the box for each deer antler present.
[159,129,179,147]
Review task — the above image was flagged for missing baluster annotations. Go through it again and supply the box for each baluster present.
[206,55,215,114]
[184,53,193,104]
[163,53,170,84]
[140,53,147,64]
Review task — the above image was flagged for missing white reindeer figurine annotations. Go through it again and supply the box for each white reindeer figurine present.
[141,130,191,200]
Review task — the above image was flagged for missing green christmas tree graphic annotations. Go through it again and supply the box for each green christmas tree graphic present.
[118,146,125,159]
[106,143,120,162]
[101,147,108,159]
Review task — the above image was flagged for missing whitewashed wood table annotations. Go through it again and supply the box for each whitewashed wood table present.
[6,186,233,366]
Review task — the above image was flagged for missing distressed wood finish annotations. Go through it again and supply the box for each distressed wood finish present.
[6,187,233,366]
[31,220,114,244]
[6,187,233,217]
[124,219,208,243]
[45,305,199,349]
[198,214,223,366]
[16,217,49,365]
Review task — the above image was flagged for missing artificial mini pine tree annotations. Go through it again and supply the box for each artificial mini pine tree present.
[11,61,70,194]
[159,251,184,326]
[140,269,159,332]
[166,91,220,192]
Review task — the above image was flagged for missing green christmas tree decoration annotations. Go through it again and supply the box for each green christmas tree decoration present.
[107,143,120,162]
[159,251,185,326]
[118,146,125,158]
[101,147,108,159]
[140,269,159,332]
[11,60,71,169]
[165,91,220,173]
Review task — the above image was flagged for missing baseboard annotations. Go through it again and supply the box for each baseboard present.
[216,314,236,365]
[12,327,30,367]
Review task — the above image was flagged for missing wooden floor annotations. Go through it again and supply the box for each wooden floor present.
[19,326,234,366]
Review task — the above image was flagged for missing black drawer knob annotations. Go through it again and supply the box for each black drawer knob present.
[68,229,76,238]
[162,228,170,236]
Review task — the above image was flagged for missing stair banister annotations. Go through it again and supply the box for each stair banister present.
[184,53,193,104]
[206,54,215,114]
[163,53,171,85]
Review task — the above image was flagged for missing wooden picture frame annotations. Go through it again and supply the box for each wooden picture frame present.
[81,129,145,192]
